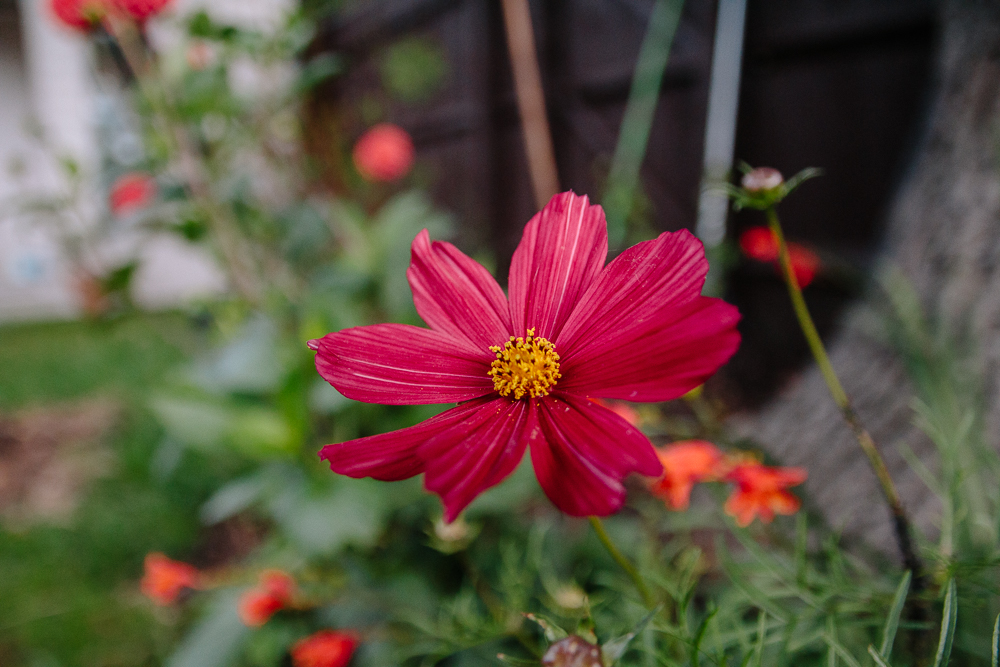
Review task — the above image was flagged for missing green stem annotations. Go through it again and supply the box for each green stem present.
[589,516,654,607]
[765,207,922,579]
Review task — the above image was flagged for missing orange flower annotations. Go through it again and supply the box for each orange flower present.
[352,124,415,182]
[140,553,201,606]
[291,630,359,667]
[724,463,807,526]
[649,440,723,510]
[238,570,295,627]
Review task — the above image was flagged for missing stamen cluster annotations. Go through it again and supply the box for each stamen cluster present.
[488,328,561,399]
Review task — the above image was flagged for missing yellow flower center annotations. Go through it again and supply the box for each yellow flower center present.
[488,328,561,400]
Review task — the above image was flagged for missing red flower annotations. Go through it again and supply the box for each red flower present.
[352,124,415,182]
[50,0,107,30]
[110,0,172,21]
[786,243,820,287]
[140,553,200,605]
[738,226,820,287]
[738,226,779,263]
[724,463,807,526]
[311,192,741,521]
[238,570,295,627]
[291,630,359,667]
[109,172,156,216]
[648,440,723,510]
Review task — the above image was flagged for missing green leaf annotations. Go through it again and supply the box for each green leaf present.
[880,570,911,660]
[822,633,863,667]
[690,607,718,667]
[991,613,999,667]
[497,654,539,667]
[932,579,958,667]
[752,610,767,667]
[868,645,893,667]
[522,612,568,643]
[165,591,249,667]
[601,606,660,666]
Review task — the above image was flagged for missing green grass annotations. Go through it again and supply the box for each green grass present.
[0,312,200,409]
[0,313,221,666]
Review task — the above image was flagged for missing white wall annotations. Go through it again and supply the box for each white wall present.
[0,0,291,321]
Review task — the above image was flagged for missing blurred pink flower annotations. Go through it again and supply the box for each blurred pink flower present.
[50,0,106,30]
[109,172,156,216]
[140,552,201,606]
[352,123,415,182]
[311,191,741,521]
[291,630,359,667]
[111,0,172,21]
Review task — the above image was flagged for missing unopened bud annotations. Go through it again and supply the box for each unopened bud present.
[541,636,604,667]
[741,167,784,193]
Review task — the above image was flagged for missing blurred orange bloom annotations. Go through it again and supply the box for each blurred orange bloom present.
[649,440,723,510]
[291,630,359,667]
[724,463,807,526]
[140,552,201,605]
[238,570,296,627]
[352,124,415,182]
[109,172,157,217]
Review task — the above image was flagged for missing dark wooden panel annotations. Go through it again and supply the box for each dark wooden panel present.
[306,0,937,404]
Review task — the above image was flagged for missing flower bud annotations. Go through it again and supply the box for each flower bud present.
[541,636,604,667]
[741,167,784,193]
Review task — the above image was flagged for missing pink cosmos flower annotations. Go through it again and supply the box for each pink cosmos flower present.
[310,192,741,521]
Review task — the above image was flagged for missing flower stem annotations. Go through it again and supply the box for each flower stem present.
[588,516,654,607]
[765,207,923,578]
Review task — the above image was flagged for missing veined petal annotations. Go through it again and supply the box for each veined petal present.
[559,296,740,402]
[556,229,707,356]
[319,398,495,481]
[529,394,662,517]
[508,192,608,341]
[420,398,532,522]
[312,323,493,405]
[407,229,512,351]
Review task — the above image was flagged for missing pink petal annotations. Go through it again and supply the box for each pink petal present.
[319,398,495,481]
[420,398,532,522]
[508,192,608,341]
[559,296,741,402]
[312,323,493,405]
[556,229,708,355]
[407,230,512,352]
[529,394,662,517]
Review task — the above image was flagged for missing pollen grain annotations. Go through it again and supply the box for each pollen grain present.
[488,328,561,400]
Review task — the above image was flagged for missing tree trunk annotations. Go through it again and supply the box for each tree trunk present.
[734,0,1000,554]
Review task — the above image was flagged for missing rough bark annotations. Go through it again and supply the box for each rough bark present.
[734,0,1000,553]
